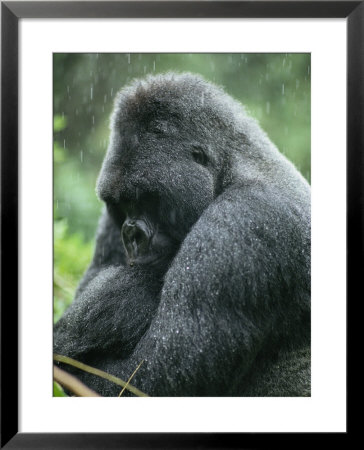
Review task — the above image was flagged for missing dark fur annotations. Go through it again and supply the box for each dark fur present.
[54,73,311,396]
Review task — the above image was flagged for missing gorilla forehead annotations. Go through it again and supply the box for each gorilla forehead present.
[111,72,243,135]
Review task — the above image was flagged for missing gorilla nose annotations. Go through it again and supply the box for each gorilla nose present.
[121,218,151,265]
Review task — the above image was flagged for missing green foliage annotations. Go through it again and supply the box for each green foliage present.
[53,141,65,163]
[54,219,94,322]
[53,157,102,239]
[53,381,68,397]
[54,114,67,132]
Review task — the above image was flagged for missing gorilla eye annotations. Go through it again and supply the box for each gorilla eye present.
[149,120,168,135]
[192,147,208,166]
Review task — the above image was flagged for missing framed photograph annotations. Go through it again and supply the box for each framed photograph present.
[2,1,360,448]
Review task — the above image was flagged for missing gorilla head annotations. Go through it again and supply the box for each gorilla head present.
[96,75,228,262]
[54,72,310,397]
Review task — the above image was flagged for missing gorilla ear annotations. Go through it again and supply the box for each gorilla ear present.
[191,145,208,166]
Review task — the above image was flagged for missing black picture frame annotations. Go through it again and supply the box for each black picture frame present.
[1,1,360,448]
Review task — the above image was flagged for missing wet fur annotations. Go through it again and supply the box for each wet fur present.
[54,73,311,396]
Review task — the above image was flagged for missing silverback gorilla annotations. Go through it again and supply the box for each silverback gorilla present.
[54,73,311,396]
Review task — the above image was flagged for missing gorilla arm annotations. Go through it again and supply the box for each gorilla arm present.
[53,209,164,364]
[73,210,125,298]
[53,264,163,362]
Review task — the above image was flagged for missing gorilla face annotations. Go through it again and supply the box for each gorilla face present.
[96,80,226,268]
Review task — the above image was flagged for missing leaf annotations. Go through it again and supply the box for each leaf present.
[54,141,65,163]
[54,114,67,132]
[53,381,68,397]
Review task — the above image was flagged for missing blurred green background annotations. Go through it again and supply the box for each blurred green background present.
[54,53,311,322]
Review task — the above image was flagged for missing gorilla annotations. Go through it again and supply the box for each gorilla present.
[54,72,311,397]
